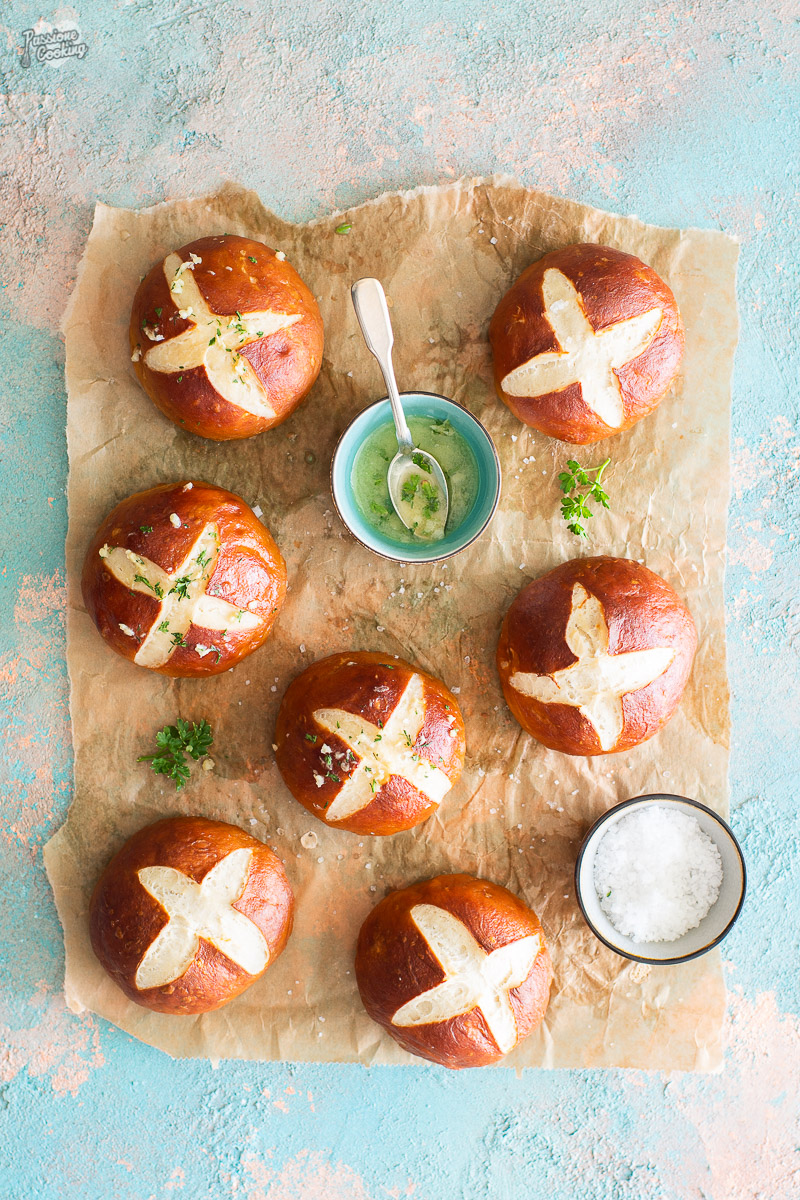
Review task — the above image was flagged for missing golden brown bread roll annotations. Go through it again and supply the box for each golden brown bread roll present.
[275,651,466,835]
[497,556,697,755]
[355,874,553,1068]
[489,243,684,444]
[129,235,323,440]
[81,480,286,676]
[89,816,294,1014]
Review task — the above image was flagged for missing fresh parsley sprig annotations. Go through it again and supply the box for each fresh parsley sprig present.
[137,719,213,790]
[558,458,611,537]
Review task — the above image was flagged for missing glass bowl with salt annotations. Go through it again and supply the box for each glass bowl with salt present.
[575,795,746,965]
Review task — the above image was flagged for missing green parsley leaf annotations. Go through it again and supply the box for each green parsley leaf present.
[134,574,164,598]
[137,719,213,790]
[248,255,258,263]
[401,474,420,504]
[558,457,611,539]
[139,525,153,534]
[411,452,432,474]
[169,576,192,601]
[305,733,318,743]
[335,223,352,234]
[421,480,440,516]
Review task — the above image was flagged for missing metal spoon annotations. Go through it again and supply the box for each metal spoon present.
[351,277,449,540]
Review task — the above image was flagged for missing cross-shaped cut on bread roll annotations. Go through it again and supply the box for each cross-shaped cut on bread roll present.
[89,816,294,1015]
[501,268,663,429]
[355,874,553,1069]
[313,674,453,822]
[99,523,261,670]
[392,905,543,1055]
[82,481,287,677]
[497,556,697,756]
[144,252,301,419]
[489,243,684,445]
[508,583,675,752]
[129,235,324,441]
[135,850,269,989]
[275,652,466,836]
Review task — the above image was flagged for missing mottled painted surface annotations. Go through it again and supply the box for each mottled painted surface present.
[1,1,799,1197]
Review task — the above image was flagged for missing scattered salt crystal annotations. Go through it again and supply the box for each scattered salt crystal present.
[119,623,135,637]
[253,504,263,518]
[301,831,318,849]
[169,513,181,528]
[593,806,723,943]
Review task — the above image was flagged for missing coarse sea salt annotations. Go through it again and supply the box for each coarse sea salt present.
[593,806,723,943]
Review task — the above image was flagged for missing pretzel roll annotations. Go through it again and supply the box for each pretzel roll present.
[356,874,553,1068]
[130,235,323,440]
[497,556,697,756]
[81,480,286,676]
[89,816,294,1014]
[489,243,684,444]
[275,651,466,836]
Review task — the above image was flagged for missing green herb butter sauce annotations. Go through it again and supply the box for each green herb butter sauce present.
[351,416,480,544]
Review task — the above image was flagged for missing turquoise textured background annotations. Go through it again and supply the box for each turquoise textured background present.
[1,2,799,1197]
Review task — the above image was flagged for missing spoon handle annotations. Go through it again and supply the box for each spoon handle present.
[351,277,413,452]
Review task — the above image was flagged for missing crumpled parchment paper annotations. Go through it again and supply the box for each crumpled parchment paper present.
[45,177,739,1069]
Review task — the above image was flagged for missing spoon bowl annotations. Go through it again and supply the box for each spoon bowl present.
[387,445,449,541]
[351,277,450,537]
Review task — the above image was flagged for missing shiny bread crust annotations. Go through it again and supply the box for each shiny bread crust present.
[81,480,286,677]
[496,556,697,756]
[130,235,324,441]
[89,816,294,1015]
[489,243,684,444]
[275,651,466,836]
[355,873,553,1068]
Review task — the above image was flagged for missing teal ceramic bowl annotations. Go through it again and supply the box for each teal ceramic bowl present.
[331,392,501,563]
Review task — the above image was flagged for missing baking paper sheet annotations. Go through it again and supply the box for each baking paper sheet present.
[45,178,739,1069]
